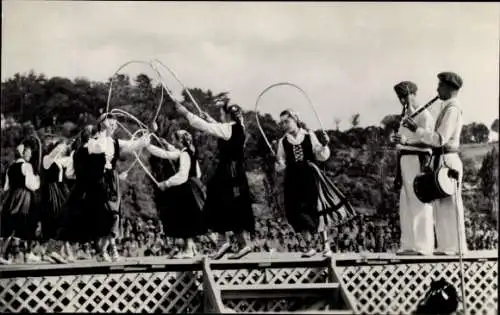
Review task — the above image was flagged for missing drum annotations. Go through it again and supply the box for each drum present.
[413,166,458,204]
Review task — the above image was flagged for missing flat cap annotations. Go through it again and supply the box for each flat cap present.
[437,72,463,89]
[394,81,418,97]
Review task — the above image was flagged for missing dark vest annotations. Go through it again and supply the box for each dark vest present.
[217,124,245,163]
[282,133,315,166]
[7,162,26,190]
[43,163,63,183]
[172,149,199,179]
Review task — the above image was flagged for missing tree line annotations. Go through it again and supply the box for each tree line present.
[1,71,498,222]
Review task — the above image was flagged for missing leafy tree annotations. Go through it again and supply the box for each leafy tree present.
[461,122,490,144]
[380,114,401,133]
[478,147,499,220]
[491,118,499,133]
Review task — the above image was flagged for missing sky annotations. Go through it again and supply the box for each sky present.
[2,1,499,131]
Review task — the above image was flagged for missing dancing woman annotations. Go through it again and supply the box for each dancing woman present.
[147,130,206,258]
[58,125,101,258]
[86,117,150,262]
[175,102,255,260]
[1,143,41,264]
[275,110,356,257]
[39,140,76,263]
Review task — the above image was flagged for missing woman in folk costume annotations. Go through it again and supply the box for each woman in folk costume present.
[39,139,76,263]
[390,81,435,256]
[175,102,255,260]
[146,130,206,258]
[275,110,356,257]
[84,117,151,262]
[58,125,101,256]
[0,143,41,264]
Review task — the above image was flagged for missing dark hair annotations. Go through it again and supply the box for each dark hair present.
[44,139,64,156]
[174,130,196,156]
[15,142,33,160]
[223,104,244,126]
[81,124,97,145]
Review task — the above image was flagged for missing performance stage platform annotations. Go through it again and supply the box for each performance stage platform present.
[0,250,497,314]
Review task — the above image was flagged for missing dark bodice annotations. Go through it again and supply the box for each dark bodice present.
[7,162,26,189]
[217,124,245,163]
[43,162,63,183]
[282,133,315,166]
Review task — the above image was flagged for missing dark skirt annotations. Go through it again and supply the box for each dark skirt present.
[204,161,255,234]
[158,177,207,238]
[40,182,70,240]
[284,162,356,233]
[58,177,119,242]
[1,188,39,240]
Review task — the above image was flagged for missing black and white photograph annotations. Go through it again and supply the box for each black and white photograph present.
[0,1,498,314]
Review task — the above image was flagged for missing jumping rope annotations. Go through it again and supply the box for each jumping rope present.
[254,82,326,157]
[151,59,203,115]
[104,60,184,183]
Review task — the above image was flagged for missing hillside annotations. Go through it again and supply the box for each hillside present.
[1,72,498,224]
[460,141,499,162]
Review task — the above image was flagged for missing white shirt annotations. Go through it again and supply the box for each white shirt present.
[397,107,434,153]
[147,144,202,187]
[411,97,462,149]
[186,112,234,140]
[62,151,76,179]
[42,144,74,182]
[3,158,40,192]
[87,133,146,169]
[275,128,330,172]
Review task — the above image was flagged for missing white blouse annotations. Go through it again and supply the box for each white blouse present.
[3,158,40,192]
[275,128,330,172]
[42,144,74,182]
[87,134,147,169]
[147,144,201,187]
[186,112,234,141]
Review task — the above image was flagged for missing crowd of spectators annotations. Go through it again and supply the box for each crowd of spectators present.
[2,213,497,264]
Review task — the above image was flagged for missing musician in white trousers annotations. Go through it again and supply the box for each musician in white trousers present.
[391,81,435,256]
[396,72,468,256]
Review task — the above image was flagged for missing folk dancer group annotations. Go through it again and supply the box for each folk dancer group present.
[0,70,467,264]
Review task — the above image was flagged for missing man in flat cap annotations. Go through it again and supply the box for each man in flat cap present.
[390,81,434,256]
[395,72,467,256]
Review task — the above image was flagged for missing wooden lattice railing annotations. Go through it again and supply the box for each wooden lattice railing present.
[0,251,497,314]
[335,251,498,315]
[0,261,204,313]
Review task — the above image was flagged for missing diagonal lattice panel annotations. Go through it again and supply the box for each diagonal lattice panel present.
[0,271,203,313]
[212,267,329,286]
[337,260,498,315]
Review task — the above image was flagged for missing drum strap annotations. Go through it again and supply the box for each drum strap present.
[431,103,461,171]
[432,147,459,171]
[394,150,432,190]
